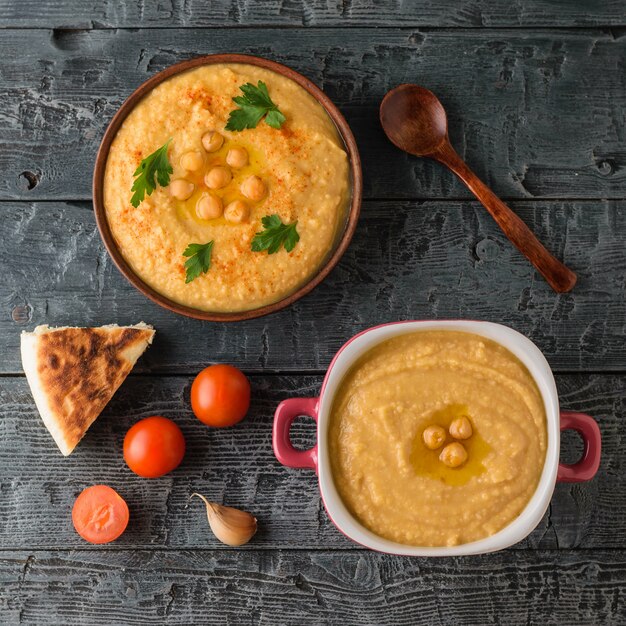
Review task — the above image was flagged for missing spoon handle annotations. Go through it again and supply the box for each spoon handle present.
[434,141,577,293]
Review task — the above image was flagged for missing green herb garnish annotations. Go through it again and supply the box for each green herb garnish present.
[183,241,214,283]
[251,215,299,254]
[225,81,286,131]
[130,139,173,207]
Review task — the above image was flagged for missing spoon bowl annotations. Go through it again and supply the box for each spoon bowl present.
[379,83,577,293]
[380,84,448,156]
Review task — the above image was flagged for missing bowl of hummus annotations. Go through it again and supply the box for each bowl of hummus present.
[93,54,361,321]
[273,321,601,555]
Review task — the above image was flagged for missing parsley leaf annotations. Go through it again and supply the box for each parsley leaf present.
[183,241,214,284]
[130,139,173,208]
[264,108,287,129]
[225,81,286,131]
[251,215,299,254]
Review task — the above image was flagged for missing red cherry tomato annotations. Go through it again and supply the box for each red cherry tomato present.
[123,416,185,478]
[191,364,250,427]
[72,485,129,544]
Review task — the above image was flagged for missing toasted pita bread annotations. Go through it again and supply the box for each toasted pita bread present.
[21,323,155,456]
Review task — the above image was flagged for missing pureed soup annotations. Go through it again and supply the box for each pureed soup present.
[104,63,350,313]
[328,330,547,547]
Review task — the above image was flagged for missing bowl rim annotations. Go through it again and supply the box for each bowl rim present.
[316,320,560,556]
[92,53,362,322]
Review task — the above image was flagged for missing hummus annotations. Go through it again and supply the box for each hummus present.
[104,63,350,312]
[328,331,547,547]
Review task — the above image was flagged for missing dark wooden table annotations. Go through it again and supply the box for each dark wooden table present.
[1,2,625,624]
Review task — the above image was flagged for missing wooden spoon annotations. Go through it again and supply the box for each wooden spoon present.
[380,84,577,293]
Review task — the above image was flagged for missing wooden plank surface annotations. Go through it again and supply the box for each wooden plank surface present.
[1,28,625,201]
[1,0,625,28]
[0,373,622,551]
[1,3,625,624]
[1,549,624,625]
[2,200,624,374]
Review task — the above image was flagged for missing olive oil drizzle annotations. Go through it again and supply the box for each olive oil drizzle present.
[175,141,267,225]
[410,404,491,486]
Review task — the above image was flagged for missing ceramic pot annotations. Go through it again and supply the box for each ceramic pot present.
[273,320,601,556]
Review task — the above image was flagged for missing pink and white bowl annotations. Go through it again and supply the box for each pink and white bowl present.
[272,320,601,556]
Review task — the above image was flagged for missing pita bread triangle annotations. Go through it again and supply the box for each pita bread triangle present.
[21,323,155,456]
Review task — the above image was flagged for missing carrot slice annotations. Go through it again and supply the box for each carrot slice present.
[72,485,129,544]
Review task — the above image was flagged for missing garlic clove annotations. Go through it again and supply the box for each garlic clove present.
[191,493,257,547]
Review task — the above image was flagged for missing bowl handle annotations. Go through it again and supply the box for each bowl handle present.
[557,410,601,483]
[273,397,319,471]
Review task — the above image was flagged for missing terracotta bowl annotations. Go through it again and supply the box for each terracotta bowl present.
[93,54,362,321]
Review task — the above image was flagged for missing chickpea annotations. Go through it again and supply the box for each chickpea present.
[439,442,468,468]
[169,179,194,200]
[240,175,266,201]
[449,416,473,440]
[180,151,204,171]
[201,131,224,152]
[422,425,446,450]
[226,147,249,168]
[224,200,250,224]
[196,194,223,220]
[205,166,232,190]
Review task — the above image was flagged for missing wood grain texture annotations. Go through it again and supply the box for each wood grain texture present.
[1,549,625,625]
[1,28,625,201]
[1,200,624,373]
[1,6,625,623]
[1,0,625,28]
[0,374,622,551]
